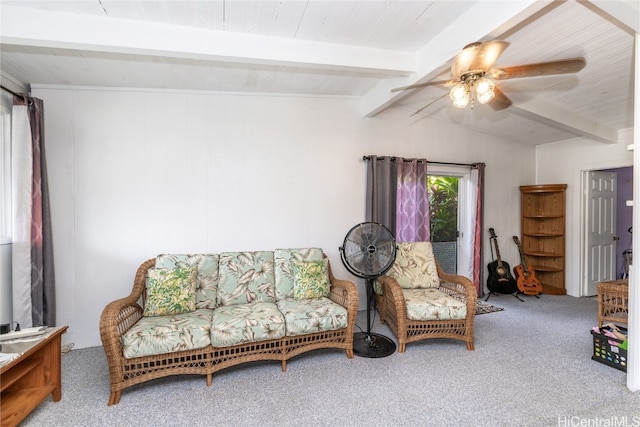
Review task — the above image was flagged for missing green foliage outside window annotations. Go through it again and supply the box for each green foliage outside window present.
[428,176,458,242]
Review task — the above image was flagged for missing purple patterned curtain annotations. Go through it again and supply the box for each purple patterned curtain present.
[396,159,430,243]
[472,163,485,296]
[12,94,55,327]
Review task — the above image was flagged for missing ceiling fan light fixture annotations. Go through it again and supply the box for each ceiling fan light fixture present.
[475,77,495,104]
[450,82,470,108]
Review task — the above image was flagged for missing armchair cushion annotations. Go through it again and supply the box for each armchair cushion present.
[403,288,467,321]
[389,242,440,289]
[143,267,197,317]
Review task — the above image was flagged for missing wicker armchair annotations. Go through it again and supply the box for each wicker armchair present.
[374,242,476,352]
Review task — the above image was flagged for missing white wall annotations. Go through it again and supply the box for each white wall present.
[535,129,634,296]
[33,86,536,349]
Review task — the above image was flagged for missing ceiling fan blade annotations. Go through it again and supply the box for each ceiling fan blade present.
[489,58,586,80]
[488,86,512,111]
[391,80,453,93]
[451,40,510,79]
[411,93,449,117]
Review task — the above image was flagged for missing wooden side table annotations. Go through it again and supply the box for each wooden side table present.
[0,326,68,427]
[597,280,629,326]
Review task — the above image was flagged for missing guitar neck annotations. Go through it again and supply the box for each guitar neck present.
[514,239,529,273]
[493,238,505,268]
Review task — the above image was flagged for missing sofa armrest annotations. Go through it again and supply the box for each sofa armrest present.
[326,257,359,335]
[99,258,155,388]
[328,276,357,308]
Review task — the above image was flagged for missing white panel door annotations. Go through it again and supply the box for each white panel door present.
[585,171,617,296]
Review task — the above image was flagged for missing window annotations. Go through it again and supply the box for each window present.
[427,165,473,277]
[428,175,459,273]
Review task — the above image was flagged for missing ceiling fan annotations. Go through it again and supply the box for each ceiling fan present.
[392,40,586,111]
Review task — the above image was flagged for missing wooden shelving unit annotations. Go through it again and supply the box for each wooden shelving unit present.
[520,184,567,295]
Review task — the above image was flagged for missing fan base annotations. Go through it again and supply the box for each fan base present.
[353,332,396,358]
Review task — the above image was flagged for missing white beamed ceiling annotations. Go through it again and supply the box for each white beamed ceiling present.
[0,0,637,146]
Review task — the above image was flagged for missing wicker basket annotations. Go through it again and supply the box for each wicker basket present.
[597,280,628,327]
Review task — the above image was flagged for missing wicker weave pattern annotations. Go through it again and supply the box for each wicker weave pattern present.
[375,257,476,352]
[597,280,628,327]
[100,253,357,406]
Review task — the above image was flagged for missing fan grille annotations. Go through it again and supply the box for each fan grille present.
[340,222,396,278]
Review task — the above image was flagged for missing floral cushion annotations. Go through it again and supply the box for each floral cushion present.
[122,308,212,358]
[373,279,384,296]
[276,297,348,336]
[144,267,197,317]
[217,251,275,306]
[156,254,219,309]
[388,242,440,289]
[210,302,285,347]
[291,259,330,300]
[402,288,467,321]
[274,248,324,300]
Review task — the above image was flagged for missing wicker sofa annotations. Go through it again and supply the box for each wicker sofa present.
[374,242,476,352]
[99,248,358,405]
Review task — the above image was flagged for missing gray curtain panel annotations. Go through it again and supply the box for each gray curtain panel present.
[365,155,397,234]
[13,94,55,327]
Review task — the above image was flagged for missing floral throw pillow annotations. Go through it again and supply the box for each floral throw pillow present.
[144,267,197,317]
[291,259,330,300]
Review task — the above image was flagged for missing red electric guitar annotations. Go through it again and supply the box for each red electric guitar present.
[512,236,542,296]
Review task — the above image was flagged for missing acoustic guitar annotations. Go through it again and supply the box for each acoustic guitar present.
[486,228,517,294]
[512,236,542,296]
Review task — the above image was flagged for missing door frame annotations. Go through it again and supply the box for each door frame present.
[580,163,632,296]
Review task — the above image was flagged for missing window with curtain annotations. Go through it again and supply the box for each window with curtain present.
[365,155,485,296]
[4,90,56,328]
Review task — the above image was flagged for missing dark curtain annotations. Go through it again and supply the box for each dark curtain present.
[472,162,485,296]
[365,155,397,234]
[366,155,430,242]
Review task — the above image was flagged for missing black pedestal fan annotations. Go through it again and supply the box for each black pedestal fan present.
[339,222,397,358]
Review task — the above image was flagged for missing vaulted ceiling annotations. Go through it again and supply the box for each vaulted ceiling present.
[0,0,637,146]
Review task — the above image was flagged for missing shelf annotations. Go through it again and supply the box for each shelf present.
[520,184,566,294]
[1,386,55,426]
[0,357,42,392]
[541,284,566,295]
[525,251,563,258]
[523,232,563,237]
[531,265,564,273]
